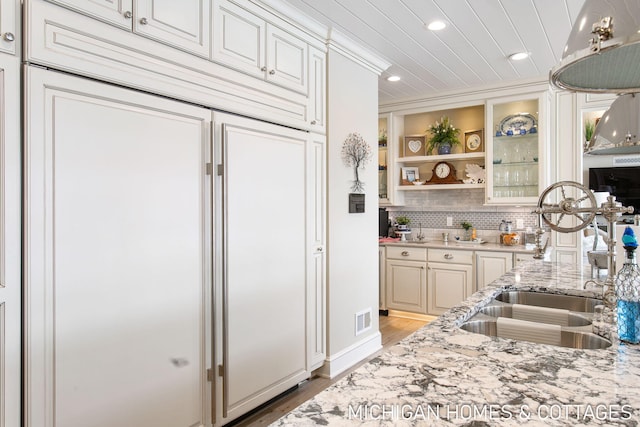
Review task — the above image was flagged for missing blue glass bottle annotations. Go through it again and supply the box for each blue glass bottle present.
[616,227,640,344]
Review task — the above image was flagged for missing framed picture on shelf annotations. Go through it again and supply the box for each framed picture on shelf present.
[401,167,420,184]
[402,135,427,157]
[464,129,484,153]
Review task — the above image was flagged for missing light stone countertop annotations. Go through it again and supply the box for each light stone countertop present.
[271,261,640,426]
[381,239,538,254]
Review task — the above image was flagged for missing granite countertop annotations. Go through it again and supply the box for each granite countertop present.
[381,239,537,254]
[272,261,640,426]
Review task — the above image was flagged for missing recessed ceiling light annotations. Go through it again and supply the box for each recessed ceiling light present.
[427,20,446,31]
[387,75,401,82]
[509,52,530,61]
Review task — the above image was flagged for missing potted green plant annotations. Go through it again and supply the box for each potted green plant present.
[396,216,410,230]
[461,221,473,241]
[584,119,595,151]
[426,116,461,155]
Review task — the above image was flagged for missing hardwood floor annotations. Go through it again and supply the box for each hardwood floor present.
[230,314,431,427]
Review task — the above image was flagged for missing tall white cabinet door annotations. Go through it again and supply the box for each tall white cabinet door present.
[266,23,308,94]
[217,114,311,424]
[0,55,20,427]
[134,0,211,57]
[24,67,213,427]
[46,0,133,29]
[307,133,326,370]
[212,0,265,79]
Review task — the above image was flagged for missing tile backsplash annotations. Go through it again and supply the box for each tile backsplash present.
[384,188,540,234]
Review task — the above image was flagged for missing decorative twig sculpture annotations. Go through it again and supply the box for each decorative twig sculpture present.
[341,132,372,193]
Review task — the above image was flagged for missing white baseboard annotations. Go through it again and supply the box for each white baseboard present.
[314,331,382,379]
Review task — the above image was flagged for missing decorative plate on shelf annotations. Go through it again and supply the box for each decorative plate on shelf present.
[498,113,537,135]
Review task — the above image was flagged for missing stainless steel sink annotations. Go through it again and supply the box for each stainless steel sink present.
[479,304,592,326]
[494,291,601,313]
[460,317,611,349]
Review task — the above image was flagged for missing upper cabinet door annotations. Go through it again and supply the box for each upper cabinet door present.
[134,0,211,58]
[46,0,133,29]
[212,0,265,79]
[266,24,308,94]
[485,91,548,206]
[0,0,17,54]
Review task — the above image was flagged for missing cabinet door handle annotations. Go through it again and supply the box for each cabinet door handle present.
[269,69,276,75]
[444,253,453,259]
[140,17,148,25]
[3,32,14,42]
[401,251,409,256]
[124,11,132,19]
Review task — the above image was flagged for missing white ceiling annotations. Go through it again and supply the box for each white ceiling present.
[280,0,586,105]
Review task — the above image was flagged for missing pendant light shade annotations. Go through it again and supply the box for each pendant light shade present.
[586,93,640,155]
[550,0,640,93]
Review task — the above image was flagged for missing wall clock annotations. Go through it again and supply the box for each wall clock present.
[464,129,484,153]
[425,161,462,184]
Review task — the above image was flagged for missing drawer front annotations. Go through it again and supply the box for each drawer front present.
[428,248,473,264]
[386,246,427,261]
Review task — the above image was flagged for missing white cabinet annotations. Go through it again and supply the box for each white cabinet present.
[0,0,17,55]
[385,246,427,314]
[25,67,213,427]
[485,92,549,205]
[427,249,473,315]
[45,0,211,57]
[307,133,326,369]
[215,114,322,424]
[0,54,20,427]
[476,251,514,290]
[308,45,326,132]
[379,246,386,310]
[514,252,535,265]
[213,0,308,94]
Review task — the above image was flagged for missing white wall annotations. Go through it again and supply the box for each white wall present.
[321,48,381,377]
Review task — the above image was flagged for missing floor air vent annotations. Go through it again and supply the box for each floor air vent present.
[355,308,372,336]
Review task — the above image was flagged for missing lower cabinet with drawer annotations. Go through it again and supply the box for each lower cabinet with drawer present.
[427,249,473,316]
[385,247,428,314]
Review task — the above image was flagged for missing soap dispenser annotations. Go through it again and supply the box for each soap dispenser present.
[615,226,640,344]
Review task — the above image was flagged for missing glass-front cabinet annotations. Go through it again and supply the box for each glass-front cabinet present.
[378,115,389,203]
[485,92,548,205]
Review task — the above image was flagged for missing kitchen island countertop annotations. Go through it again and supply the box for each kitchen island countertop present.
[272,261,640,426]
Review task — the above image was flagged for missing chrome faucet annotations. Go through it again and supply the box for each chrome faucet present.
[532,215,548,259]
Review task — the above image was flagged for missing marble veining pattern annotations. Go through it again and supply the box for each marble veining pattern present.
[272,261,640,426]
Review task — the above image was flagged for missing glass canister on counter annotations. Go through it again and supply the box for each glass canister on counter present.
[615,226,640,344]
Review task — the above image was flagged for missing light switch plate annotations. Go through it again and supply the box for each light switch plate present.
[516,219,524,229]
[446,217,453,226]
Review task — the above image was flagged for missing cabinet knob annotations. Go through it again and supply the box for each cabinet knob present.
[260,66,267,72]
[140,17,148,25]
[401,251,409,256]
[123,11,132,19]
[444,253,454,259]
[3,32,14,42]
[310,120,317,125]
[316,247,323,252]
[269,69,276,75]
